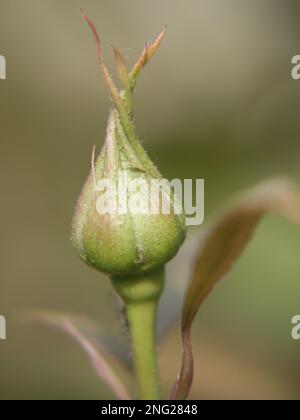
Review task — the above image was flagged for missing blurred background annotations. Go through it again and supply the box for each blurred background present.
[1,0,300,400]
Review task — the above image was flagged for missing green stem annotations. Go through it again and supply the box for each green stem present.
[126,299,160,399]
[112,268,165,400]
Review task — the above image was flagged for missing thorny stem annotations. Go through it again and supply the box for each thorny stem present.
[112,269,165,400]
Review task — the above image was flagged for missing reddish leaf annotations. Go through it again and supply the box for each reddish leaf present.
[171,178,300,400]
[26,311,132,400]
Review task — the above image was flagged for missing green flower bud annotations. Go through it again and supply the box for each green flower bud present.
[71,13,186,276]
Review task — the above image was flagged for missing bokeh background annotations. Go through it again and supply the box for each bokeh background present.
[1,0,300,400]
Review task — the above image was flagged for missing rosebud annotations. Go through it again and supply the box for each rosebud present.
[71,13,186,276]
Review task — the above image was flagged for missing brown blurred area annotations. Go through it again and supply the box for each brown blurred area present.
[0,0,300,399]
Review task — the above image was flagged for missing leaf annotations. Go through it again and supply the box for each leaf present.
[25,310,132,400]
[171,178,300,400]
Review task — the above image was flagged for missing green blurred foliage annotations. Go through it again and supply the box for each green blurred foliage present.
[0,0,300,399]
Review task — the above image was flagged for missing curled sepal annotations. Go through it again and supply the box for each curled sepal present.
[81,11,166,147]
[129,27,167,91]
[171,178,300,400]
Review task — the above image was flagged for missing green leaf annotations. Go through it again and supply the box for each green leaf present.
[171,178,300,400]
[26,310,132,400]
[113,47,131,93]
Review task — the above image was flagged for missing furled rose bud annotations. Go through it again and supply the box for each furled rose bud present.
[71,13,186,276]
